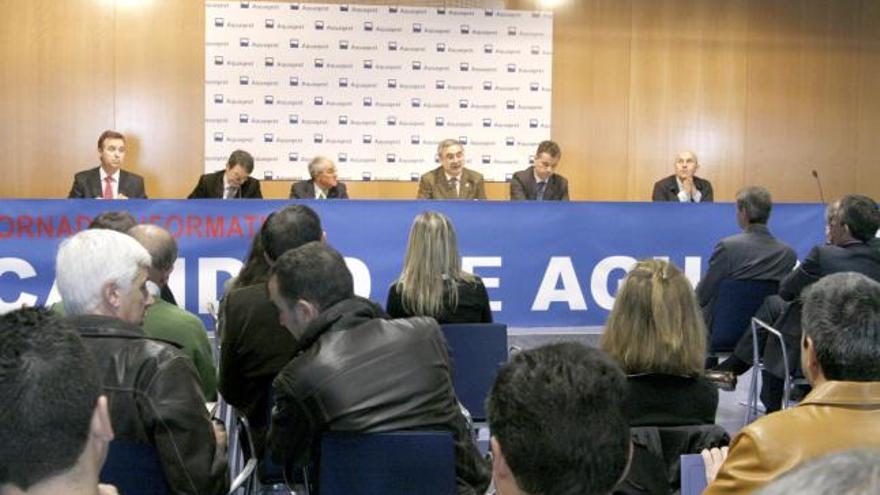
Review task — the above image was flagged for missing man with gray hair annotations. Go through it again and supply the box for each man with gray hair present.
[417,139,486,199]
[755,449,880,495]
[703,272,880,494]
[128,224,217,400]
[56,229,228,495]
[696,186,797,339]
[290,156,349,199]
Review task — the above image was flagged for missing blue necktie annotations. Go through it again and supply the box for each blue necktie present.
[536,181,546,201]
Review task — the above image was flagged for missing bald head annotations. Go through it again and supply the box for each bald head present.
[128,224,178,285]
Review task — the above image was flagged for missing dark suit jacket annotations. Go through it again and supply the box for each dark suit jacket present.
[187,169,262,199]
[509,166,569,201]
[289,179,348,199]
[68,167,147,199]
[651,175,713,202]
[696,224,797,329]
[417,167,486,200]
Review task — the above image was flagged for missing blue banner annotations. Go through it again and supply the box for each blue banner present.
[0,200,825,328]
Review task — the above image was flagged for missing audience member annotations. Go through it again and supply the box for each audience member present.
[703,272,880,494]
[218,205,323,457]
[652,151,712,202]
[754,449,880,495]
[486,342,631,495]
[267,242,491,494]
[417,139,486,199]
[386,211,492,323]
[509,140,569,201]
[0,308,115,495]
[56,229,228,495]
[290,156,348,199]
[88,210,137,231]
[69,130,147,199]
[188,149,262,199]
[128,224,217,400]
[602,259,718,426]
[695,186,796,339]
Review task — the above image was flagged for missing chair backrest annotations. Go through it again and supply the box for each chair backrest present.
[631,424,729,491]
[317,431,456,495]
[680,454,708,495]
[439,323,508,421]
[99,440,170,495]
[710,279,779,352]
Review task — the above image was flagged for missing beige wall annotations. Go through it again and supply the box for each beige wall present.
[2,0,878,201]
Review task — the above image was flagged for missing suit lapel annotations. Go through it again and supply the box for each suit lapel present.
[88,168,103,198]
[213,171,225,198]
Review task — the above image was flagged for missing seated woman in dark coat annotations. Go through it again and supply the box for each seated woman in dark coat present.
[601,259,718,426]
[386,211,492,324]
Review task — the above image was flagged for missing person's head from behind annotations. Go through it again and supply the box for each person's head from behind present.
[828,195,879,245]
[486,343,630,495]
[88,211,137,232]
[601,259,706,376]
[56,229,153,325]
[127,224,178,287]
[97,130,125,173]
[673,150,699,181]
[308,156,339,191]
[0,307,113,493]
[231,223,270,290]
[437,138,465,177]
[267,242,353,339]
[800,272,880,385]
[260,204,323,263]
[225,149,254,188]
[735,186,773,228]
[533,140,561,182]
[397,211,470,317]
[755,449,880,495]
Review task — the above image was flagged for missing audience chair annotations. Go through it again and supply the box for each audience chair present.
[100,440,170,495]
[630,424,729,493]
[746,317,810,424]
[708,280,779,358]
[229,413,258,495]
[310,431,456,495]
[679,454,708,495]
[439,323,508,422]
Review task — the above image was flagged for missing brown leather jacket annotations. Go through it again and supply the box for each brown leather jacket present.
[706,380,880,494]
[269,297,491,495]
[69,314,228,495]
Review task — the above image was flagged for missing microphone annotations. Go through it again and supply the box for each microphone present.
[811,169,825,204]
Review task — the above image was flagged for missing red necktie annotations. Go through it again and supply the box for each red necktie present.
[103,176,114,199]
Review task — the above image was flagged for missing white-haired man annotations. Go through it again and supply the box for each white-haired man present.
[417,139,486,199]
[56,229,228,495]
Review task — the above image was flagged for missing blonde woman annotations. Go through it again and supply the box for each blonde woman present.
[601,259,718,426]
[386,211,492,323]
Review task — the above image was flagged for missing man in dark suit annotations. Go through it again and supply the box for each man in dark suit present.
[68,130,147,199]
[290,156,348,199]
[218,205,323,458]
[652,150,713,202]
[188,149,262,199]
[696,186,797,330]
[417,139,486,200]
[510,140,569,201]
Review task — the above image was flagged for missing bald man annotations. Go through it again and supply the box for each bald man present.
[652,151,714,202]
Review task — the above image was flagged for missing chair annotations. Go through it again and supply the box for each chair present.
[708,279,779,355]
[312,431,456,495]
[229,414,258,495]
[745,317,810,424]
[100,440,170,495]
[630,424,729,493]
[439,323,508,421]
[680,454,708,495]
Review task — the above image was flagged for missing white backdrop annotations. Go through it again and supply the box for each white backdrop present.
[205,1,552,182]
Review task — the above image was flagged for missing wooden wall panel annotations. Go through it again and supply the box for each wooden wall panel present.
[1,0,878,201]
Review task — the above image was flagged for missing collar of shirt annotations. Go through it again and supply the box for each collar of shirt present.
[444,172,461,183]
[533,171,550,185]
[99,167,118,182]
[315,186,328,199]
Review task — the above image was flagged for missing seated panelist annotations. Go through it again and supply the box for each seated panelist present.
[510,140,569,201]
[652,150,714,202]
[417,139,486,200]
[188,149,262,199]
[68,130,147,199]
[290,156,348,199]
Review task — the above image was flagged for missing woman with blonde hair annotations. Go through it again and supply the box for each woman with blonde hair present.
[386,211,492,323]
[601,259,718,426]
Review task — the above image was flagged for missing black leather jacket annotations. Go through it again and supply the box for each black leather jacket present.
[69,314,228,495]
[269,297,491,495]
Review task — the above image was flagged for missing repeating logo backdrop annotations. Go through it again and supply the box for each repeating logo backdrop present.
[205,1,553,182]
